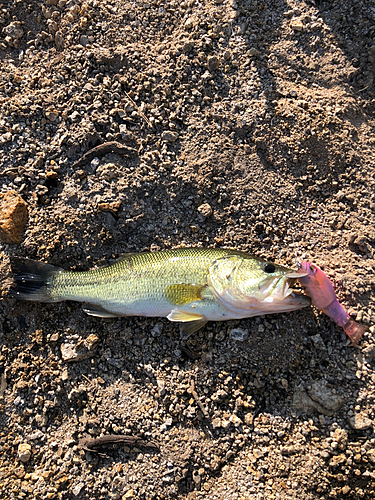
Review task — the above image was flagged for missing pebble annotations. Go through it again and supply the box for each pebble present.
[17,443,32,463]
[0,0,374,498]
[3,21,24,40]
[151,322,163,337]
[230,328,249,341]
[0,190,28,243]
[161,130,178,142]
[197,203,212,218]
[97,200,122,215]
[55,31,65,50]
[308,380,345,412]
[207,56,220,72]
[212,417,221,429]
[290,19,304,31]
[60,334,100,362]
[349,413,373,431]
[45,110,59,122]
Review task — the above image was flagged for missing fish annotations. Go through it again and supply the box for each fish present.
[9,248,311,338]
[297,261,368,345]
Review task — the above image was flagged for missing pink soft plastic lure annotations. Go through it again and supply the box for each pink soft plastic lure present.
[297,261,368,345]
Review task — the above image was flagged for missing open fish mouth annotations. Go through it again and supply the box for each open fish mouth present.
[259,272,307,302]
[255,274,311,314]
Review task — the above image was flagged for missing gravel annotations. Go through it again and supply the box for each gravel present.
[1,0,375,499]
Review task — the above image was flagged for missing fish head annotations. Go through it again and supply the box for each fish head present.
[208,255,311,314]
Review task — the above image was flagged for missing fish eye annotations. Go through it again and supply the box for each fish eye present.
[264,263,276,273]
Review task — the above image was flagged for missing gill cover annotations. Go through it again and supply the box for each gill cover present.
[208,255,286,311]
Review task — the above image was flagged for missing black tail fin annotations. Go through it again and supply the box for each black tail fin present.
[9,257,62,302]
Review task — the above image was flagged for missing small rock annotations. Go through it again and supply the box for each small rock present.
[212,417,221,429]
[79,35,89,46]
[293,385,339,416]
[207,55,220,72]
[249,47,259,56]
[329,454,346,467]
[230,328,248,341]
[18,443,32,463]
[244,413,253,426]
[28,430,44,440]
[97,201,122,216]
[197,203,212,218]
[0,132,12,144]
[61,334,100,362]
[0,190,28,244]
[333,428,348,450]
[49,332,59,343]
[123,490,135,499]
[349,413,373,431]
[45,110,59,122]
[308,380,345,412]
[55,31,65,51]
[119,124,135,142]
[3,22,24,40]
[281,446,299,456]
[290,19,304,31]
[281,378,288,390]
[151,322,163,337]
[72,483,84,496]
[161,130,178,142]
[183,41,194,53]
[363,345,375,360]
[230,414,242,427]
[157,379,166,396]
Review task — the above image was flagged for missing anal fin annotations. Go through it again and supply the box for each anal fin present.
[83,304,120,318]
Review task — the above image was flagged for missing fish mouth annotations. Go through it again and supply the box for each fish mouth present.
[257,269,309,300]
[259,275,300,301]
[258,275,311,312]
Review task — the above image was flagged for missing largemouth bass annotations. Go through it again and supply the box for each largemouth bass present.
[10,248,311,337]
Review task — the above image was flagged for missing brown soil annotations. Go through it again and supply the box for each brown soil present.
[1,0,375,499]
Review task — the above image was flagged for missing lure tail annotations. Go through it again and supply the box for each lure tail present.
[9,257,63,302]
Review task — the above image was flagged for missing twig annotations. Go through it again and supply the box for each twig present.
[71,141,138,169]
[124,91,153,128]
[189,378,210,419]
[79,434,158,456]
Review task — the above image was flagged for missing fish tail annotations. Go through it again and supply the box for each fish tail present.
[9,257,63,302]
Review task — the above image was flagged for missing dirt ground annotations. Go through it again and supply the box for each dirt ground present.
[1,0,375,498]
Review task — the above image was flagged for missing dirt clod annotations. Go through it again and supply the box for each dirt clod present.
[0,190,28,243]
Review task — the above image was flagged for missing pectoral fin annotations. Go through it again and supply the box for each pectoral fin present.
[83,304,120,318]
[165,284,206,306]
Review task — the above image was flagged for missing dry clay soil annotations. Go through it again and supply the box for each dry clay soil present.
[1,0,375,499]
